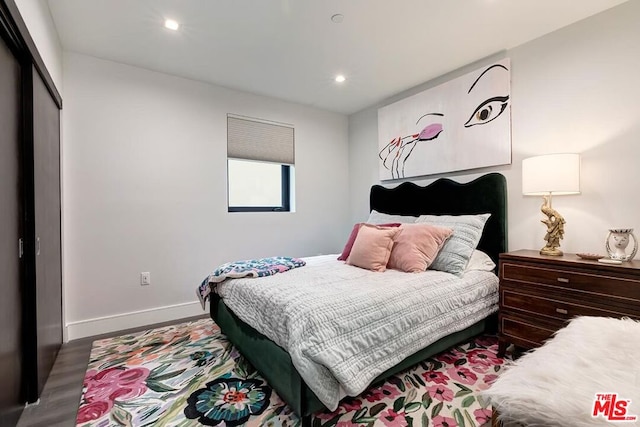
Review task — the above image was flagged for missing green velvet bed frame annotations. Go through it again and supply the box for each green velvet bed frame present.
[210,173,507,419]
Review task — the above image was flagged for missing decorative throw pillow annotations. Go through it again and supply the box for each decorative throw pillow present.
[366,209,418,225]
[415,214,491,276]
[465,250,497,272]
[347,224,399,272]
[387,223,454,273]
[338,222,401,261]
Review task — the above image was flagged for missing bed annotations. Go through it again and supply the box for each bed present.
[209,172,507,420]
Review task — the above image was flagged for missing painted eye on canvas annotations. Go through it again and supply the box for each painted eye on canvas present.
[464,96,509,128]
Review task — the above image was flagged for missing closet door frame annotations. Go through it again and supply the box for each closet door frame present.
[1,0,63,405]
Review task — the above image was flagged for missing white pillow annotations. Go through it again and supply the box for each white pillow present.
[366,209,418,225]
[415,213,490,276]
[464,250,496,272]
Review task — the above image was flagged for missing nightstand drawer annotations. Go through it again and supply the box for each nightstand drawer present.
[500,315,557,347]
[502,263,640,300]
[502,289,626,320]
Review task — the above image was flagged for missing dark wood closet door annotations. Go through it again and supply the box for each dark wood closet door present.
[0,33,23,427]
[31,67,63,398]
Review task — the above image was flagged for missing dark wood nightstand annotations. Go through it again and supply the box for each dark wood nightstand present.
[497,249,640,356]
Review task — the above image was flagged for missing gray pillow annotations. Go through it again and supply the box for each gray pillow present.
[415,214,491,275]
[366,209,418,225]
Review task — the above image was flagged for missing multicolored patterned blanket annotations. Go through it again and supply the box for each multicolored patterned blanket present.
[197,256,306,309]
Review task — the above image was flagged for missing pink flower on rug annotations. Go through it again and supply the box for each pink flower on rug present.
[337,421,359,427]
[363,388,384,403]
[474,408,492,424]
[471,364,489,374]
[476,373,499,391]
[483,374,499,385]
[380,409,408,427]
[380,383,401,399]
[76,400,112,424]
[315,411,337,420]
[83,367,150,403]
[446,366,478,385]
[432,415,458,427]
[422,370,449,385]
[339,397,363,412]
[467,349,501,367]
[364,383,400,402]
[435,351,463,365]
[427,384,454,402]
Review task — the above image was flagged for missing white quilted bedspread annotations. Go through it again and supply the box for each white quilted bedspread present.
[217,255,498,410]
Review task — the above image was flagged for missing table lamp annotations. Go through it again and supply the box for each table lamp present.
[522,153,581,256]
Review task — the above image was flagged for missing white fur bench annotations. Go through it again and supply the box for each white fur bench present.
[483,316,640,427]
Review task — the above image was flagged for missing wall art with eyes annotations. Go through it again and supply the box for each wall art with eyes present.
[378,58,511,180]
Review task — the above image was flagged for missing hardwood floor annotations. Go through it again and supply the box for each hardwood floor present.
[16,315,207,427]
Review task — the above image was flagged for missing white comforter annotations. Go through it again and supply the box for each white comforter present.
[217,255,498,410]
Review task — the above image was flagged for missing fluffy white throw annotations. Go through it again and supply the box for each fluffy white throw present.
[484,316,640,426]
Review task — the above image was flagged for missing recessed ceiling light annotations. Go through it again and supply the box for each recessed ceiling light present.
[164,19,180,31]
[331,14,344,24]
[335,75,346,83]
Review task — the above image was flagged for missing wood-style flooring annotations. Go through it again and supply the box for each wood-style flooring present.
[16,315,207,427]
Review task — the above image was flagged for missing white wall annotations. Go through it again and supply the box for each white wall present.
[63,52,350,339]
[349,1,640,256]
[15,0,63,91]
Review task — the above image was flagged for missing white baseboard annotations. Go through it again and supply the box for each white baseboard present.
[65,301,205,341]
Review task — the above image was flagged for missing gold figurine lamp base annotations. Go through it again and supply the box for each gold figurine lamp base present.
[522,154,581,257]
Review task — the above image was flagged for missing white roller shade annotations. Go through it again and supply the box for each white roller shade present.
[227,115,294,165]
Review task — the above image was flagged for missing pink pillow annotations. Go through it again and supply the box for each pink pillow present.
[337,222,401,261]
[346,224,399,272]
[387,223,453,272]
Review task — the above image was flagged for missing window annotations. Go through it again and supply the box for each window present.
[227,115,294,212]
[228,159,290,211]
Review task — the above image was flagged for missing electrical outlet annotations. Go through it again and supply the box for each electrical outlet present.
[140,272,151,286]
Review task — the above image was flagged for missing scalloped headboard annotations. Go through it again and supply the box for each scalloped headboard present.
[370,173,508,265]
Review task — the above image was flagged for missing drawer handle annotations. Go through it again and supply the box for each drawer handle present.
[556,308,568,315]
[557,277,569,283]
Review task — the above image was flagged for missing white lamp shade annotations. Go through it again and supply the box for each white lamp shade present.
[522,153,580,196]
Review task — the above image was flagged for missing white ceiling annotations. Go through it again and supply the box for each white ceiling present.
[47,0,627,115]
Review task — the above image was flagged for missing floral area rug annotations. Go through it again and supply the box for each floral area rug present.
[76,318,505,427]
